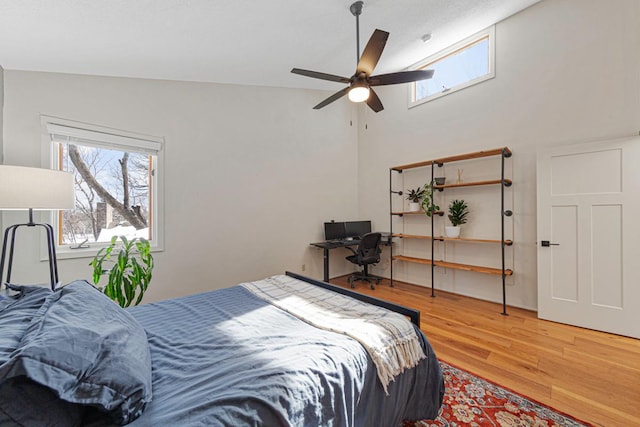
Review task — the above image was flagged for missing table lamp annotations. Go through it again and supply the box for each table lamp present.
[0,165,75,290]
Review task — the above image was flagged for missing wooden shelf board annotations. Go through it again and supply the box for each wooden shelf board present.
[391,211,425,216]
[440,237,514,245]
[434,178,512,189]
[392,255,433,265]
[435,260,513,276]
[391,147,511,171]
[394,234,513,245]
[390,211,444,216]
[391,161,432,171]
[393,255,513,276]
[432,147,511,165]
[393,233,433,239]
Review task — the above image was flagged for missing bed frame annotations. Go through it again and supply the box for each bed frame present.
[285,271,421,326]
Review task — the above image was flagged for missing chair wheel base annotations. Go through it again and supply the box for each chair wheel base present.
[347,274,382,290]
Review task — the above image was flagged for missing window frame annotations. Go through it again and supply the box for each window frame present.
[408,26,495,108]
[41,115,165,260]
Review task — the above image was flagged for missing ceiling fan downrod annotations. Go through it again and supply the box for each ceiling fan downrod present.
[350,1,364,67]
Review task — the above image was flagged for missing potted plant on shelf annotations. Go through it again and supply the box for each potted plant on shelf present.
[89,235,154,308]
[406,185,426,212]
[446,199,469,238]
[434,176,446,186]
[420,182,440,217]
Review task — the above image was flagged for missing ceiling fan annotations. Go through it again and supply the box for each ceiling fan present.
[291,1,434,113]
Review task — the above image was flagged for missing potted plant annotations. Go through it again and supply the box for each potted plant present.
[89,235,154,308]
[434,176,446,186]
[420,182,440,217]
[446,199,469,238]
[406,185,426,212]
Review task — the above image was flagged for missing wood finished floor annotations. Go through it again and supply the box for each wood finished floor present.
[329,276,640,426]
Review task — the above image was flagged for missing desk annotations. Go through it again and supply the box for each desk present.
[310,233,391,282]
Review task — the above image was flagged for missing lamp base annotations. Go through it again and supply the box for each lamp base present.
[0,209,60,290]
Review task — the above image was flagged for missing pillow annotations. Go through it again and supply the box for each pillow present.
[0,280,152,425]
[0,285,52,364]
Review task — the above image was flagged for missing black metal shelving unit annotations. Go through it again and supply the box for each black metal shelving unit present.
[389,147,513,314]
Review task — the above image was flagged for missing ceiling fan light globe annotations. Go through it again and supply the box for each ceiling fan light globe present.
[348,86,370,103]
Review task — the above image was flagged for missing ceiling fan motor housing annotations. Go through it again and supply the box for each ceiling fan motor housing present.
[350,1,364,17]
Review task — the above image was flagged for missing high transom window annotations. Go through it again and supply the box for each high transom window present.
[410,27,495,107]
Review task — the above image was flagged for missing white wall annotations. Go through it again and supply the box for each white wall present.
[0,65,3,237]
[357,0,640,310]
[0,65,3,163]
[2,71,359,302]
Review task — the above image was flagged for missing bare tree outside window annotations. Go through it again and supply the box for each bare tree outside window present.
[56,142,153,245]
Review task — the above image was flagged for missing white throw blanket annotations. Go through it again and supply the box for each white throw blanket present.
[241,275,425,394]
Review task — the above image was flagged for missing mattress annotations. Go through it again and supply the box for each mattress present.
[88,281,444,426]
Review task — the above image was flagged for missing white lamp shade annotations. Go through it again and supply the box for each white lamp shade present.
[0,165,75,210]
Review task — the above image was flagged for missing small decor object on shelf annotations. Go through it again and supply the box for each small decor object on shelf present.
[456,168,463,184]
[406,185,426,212]
[421,183,441,217]
[434,177,446,186]
[90,235,154,308]
[446,199,469,238]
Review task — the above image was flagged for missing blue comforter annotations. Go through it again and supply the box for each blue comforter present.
[92,285,443,427]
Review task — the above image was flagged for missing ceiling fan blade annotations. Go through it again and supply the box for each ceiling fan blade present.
[356,29,389,76]
[368,69,434,86]
[365,88,384,113]
[291,68,351,83]
[313,87,350,109]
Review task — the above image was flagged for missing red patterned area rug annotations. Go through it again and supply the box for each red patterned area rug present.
[404,361,593,427]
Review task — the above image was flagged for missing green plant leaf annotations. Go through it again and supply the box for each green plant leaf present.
[420,183,441,217]
[89,235,154,308]
[448,199,469,226]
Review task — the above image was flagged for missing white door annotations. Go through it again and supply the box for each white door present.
[537,136,640,339]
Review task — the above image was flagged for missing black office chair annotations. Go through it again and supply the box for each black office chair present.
[345,232,382,290]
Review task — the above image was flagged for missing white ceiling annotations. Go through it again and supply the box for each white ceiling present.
[0,0,540,91]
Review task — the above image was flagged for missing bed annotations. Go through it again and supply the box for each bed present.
[0,272,444,426]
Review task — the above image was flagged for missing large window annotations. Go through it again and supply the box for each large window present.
[44,118,164,256]
[410,27,495,107]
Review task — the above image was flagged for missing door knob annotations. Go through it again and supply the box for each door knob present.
[540,240,560,247]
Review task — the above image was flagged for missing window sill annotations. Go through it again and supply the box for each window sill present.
[48,244,164,261]
[408,73,495,108]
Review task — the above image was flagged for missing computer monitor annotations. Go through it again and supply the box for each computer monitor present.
[324,222,346,241]
[345,220,372,239]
